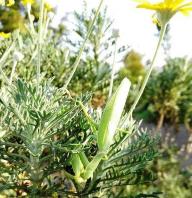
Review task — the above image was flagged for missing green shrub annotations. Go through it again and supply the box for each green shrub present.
[137,58,192,130]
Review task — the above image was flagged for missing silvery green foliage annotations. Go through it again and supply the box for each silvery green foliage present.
[0,79,158,197]
[0,79,91,196]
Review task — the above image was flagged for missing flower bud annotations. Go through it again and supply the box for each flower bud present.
[97,78,131,151]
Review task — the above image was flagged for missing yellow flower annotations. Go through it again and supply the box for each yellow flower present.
[7,0,15,6]
[45,2,53,11]
[0,32,11,39]
[21,0,35,5]
[136,0,192,25]
[0,0,14,6]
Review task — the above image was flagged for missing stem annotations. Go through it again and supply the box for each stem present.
[63,170,76,180]
[108,37,118,98]
[81,152,105,180]
[30,155,43,189]
[37,0,45,88]
[93,41,99,74]
[0,67,10,85]
[0,43,15,65]
[9,60,17,84]
[127,24,167,118]
[78,101,97,132]
[157,110,165,130]
[0,43,15,85]
[63,0,104,90]
[27,4,36,35]
[43,12,51,40]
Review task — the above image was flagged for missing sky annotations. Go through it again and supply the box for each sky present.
[48,0,192,66]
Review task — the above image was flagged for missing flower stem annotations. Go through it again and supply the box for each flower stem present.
[127,23,167,118]
[37,0,44,88]
[63,0,104,90]
[108,37,118,98]
[27,4,36,35]
[0,43,15,85]
[9,60,17,84]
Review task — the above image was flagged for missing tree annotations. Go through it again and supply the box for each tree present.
[118,50,146,84]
